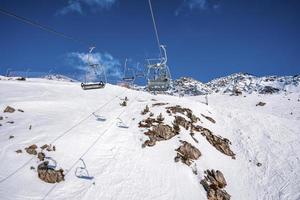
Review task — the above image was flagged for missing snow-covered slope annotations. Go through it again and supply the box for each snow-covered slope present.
[0,77,299,200]
[170,73,300,96]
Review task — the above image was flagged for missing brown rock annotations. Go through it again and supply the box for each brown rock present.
[38,152,45,161]
[37,161,64,183]
[4,106,15,113]
[156,113,164,122]
[25,144,38,155]
[195,126,235,159]
[201,169,231,200]
[175,141,201,166]
[40,144,49,150]
[174,116,190,130]
[141,105,150,115]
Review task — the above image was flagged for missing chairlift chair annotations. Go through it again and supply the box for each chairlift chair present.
[81,47,107,90]
[122,58,135,83]
[146,45,171,91]
[135,63,145,78]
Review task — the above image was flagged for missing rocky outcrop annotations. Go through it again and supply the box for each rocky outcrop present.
[143,124,178,147]
[175,141,201,166]
[200,169,231,200]
[38,152,45,161]
[196,126,235,159]
[37,161,64,184]
[152,102,169,107]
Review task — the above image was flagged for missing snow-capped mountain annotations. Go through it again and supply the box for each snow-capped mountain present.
[170,73,300,96]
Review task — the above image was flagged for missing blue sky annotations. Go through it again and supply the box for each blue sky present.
[0,0,299,83]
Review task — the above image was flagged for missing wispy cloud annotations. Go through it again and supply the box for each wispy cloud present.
[175,0,221,16]
[67,51,122,82]
[56,0,118,16]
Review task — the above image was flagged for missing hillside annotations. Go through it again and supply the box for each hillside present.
[0,76,300,200]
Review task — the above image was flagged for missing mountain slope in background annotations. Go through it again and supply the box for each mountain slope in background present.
[0,77,299,200]
[170,73,300,96]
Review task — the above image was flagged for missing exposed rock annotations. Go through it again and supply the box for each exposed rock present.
[4,106,15,113]
[0,116,3,120]
[9,135,14,139]
[174,141,201,166]
[141,105,150,115]
[230,89,242,96]
[120,100,127,106]
[16,77,26,81]
[152,102,169,107]
[195,126,235,159]
[17,109,24,112]
[29,125,32,130]
[259,86,279,94]
[166,105,192,116]
[156,113,164,122]
[25,144,38,155]
[30,166,35,170]
[40,144,49,150]
[256,102,266,106]
[15,149,22,153]
[174,116,190,130]
[201,114,216,124]
[200,169,231,200]
[256,162,262,167]
[143,124,178,147]
[149,112,154,117]
[7,121,14,124]
[37,152,45,161]
[37,161,64,184]
[41,144,55,151]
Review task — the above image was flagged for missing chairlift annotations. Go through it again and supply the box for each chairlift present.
[116,118,129,128]
[122,58,135,83]
[146,45,171,91]
[75,159,94,180]
[135,63,145,78]
[81,47,107,90]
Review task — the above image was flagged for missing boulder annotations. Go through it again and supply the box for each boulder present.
[25,144,38,155]
[200,169,231,200]
[175,141,201,166]
[4,106,15,113]
[38,152,45,161]
[37,161,64,184]
[256,102,266,106]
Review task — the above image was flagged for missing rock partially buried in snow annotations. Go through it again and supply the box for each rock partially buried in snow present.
[256,102,266,106]
[25,144,38,155]
[175,140,201,166]
[195,126,235,159]
[37,152,45,161]
[200,169,231,200]
[143,124,178,147]
[201,114,216,124]
[4,106,15,113]
[37,161,64,184]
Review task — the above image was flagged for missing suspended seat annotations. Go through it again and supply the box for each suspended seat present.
[81,81,105,90]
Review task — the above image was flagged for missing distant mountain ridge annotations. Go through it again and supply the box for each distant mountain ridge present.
[169,73,300,96]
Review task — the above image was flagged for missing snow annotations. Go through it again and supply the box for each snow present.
[0,77,300,200]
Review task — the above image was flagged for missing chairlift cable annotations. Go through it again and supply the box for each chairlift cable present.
[148,0,162,58]
[0,7,91,47]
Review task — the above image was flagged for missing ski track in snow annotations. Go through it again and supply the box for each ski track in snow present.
[0,78,300,200]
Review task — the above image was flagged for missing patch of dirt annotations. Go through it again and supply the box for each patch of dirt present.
[175,140,201,166]
[4,106,15,113]
[37,161,64,184]
[201,114,216,124]
[200,169,231,200]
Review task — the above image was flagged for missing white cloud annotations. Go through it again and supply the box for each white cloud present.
[175,0,221,16]
[67,51,122,82]
[56,0,117,16]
